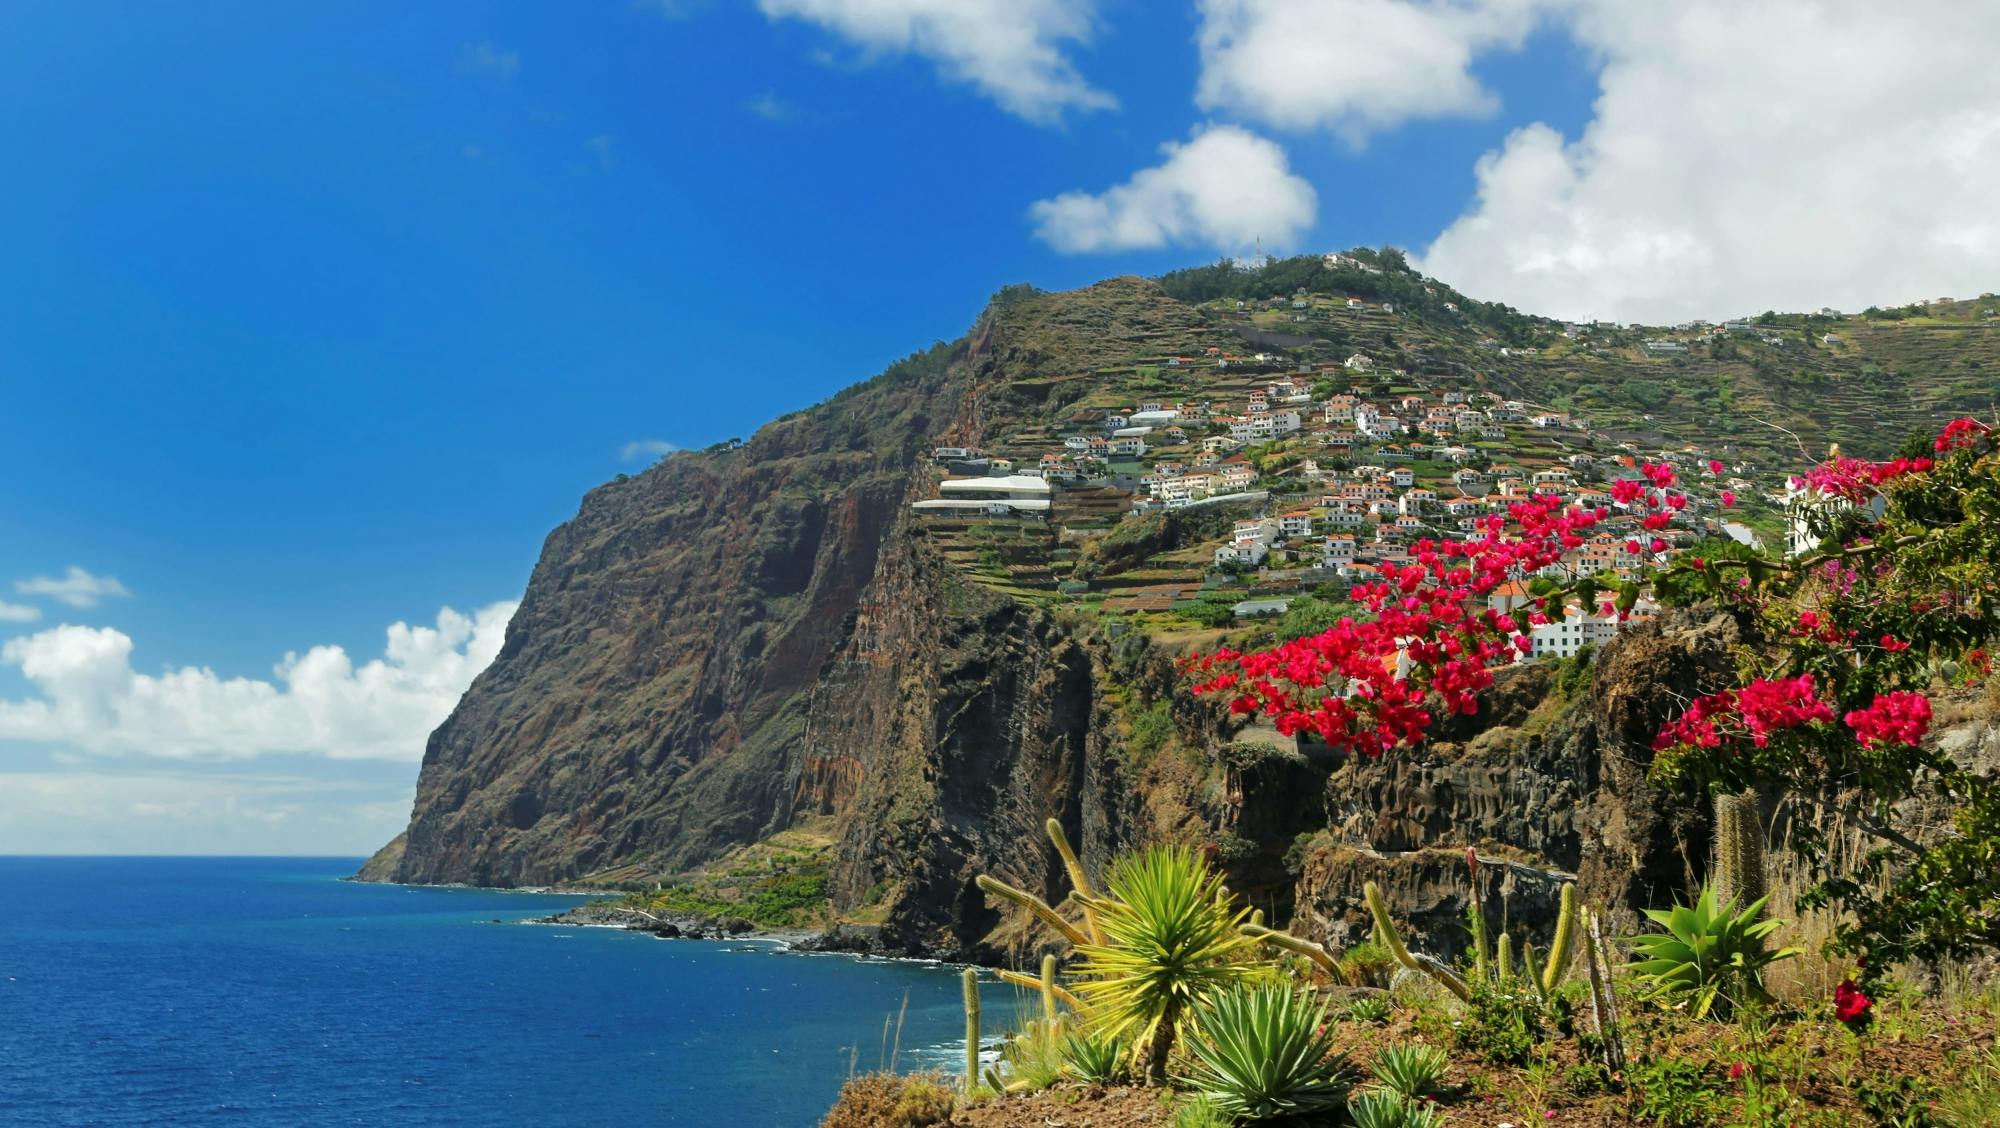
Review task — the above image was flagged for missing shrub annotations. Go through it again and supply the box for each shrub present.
[1171,1093,1231,1128]
[821,1074,956,1128]
[1452,980,1543,1066]
[1370,1043,1448,1099]
[1179,983,1350,1121]
[1629,1057,1724,1128]
[1629,884,1799,1019]
[1338,938,1399,989]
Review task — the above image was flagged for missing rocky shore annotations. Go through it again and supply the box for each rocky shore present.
[532,901,893,955]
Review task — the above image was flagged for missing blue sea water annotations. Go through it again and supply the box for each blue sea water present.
[0,857,1011,1127]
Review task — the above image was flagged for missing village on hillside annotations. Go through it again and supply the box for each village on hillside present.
[895,253,1919,664]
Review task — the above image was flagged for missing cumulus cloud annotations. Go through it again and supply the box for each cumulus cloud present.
[1418,0,2000,322]
[15,566,131,609]
[0,602,517,761]
[758,0,1114,124]
[0,770,415,855]
[1031,125,1317,255]
[619,438,679,462]
[459,41,521,79]
[1195,0,1544,142]
[0,602,40,624]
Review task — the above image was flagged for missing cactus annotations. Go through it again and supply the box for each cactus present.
[975,875,1091,947]
[996,967,1084,1011]
[1581,907,1626,1070]
[1365,880,1470,1001]
[1045,818,1106,945]
[1540,883,1577,995]
[963,968,982,1093]
[1039,953,1059,1028]
[1495,932,1513,982]
[1239,921,1344,981]
[1249,908,1265,927]
[1713,790,1768,924]
[1467,896,1491,980]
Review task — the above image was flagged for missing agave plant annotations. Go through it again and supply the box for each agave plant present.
[1179,983,1349,1121]
[1346,994,1393,1024]
[1346,1088,1446,1128]
[1057,1025,1126,1084]
[1072,845,1264,1083]
[1370,1043,1449,1099]
[1629,883,1801,1019]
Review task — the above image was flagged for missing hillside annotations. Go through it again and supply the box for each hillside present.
[360,256,1997,959]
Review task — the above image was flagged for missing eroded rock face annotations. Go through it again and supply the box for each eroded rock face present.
[1281,611,1744,956]
[361,279,1220,900]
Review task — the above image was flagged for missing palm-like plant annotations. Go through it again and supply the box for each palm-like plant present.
[1072,845,1263,1083]
[1179,983,1349,1120]
[1629,883,1801,1019]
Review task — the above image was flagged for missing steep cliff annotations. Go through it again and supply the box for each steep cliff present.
[361,279,1217,891]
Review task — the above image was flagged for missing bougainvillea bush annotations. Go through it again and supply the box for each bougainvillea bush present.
[1187,416,2000,981]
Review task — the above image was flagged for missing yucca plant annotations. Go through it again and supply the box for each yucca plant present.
[1629,883,1801,1019]
[1057,1025,1126,1084]
[1371,1043,1449,1099]
[1179,983,1349,1121]
[1072,846,1264,1083]
[1346,1088,1446,1128]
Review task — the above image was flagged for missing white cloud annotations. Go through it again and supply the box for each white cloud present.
[0,770,414,855]
[460,41,520,79]
[758,0,1114,124]
[0,602,39,624]
[15,566,131,609]
[1030,125,1317,255]
[1418,0,2000,322]
[1194,0,1545,143]
[0,602,517,761]
[620,438,679,462]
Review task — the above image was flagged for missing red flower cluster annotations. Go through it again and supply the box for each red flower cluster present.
[1834,980,1873,1025]
[1842,691,1932,748]
[1793,454,1932,505]
[1935,417,1991,452]
[1187,490,1618,756]
[1652,675,1835,752]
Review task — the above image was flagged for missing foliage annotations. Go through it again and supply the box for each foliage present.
[1127,702,1174,758]
[1178,983,1350,1121]
[1170,1093,1231,1128]
[1190,416,2000,972]
[1628,885,1799,1019]
[1346,994,1393,1023]
[1370,1043,1449,1099]
[1072,846,1264,1083]
[1346,1088,1447,1128]
[821,1074,956,1128]
[1453,980,1544,1066]
[1628,1057,1724,1128]
[1275,596,1351,642]
[992,1019,1064,1093]
[1057,1026,1127,1084]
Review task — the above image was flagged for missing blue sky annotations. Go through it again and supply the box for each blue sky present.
[2,1,1993,854]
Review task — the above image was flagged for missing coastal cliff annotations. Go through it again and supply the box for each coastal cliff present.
[363,261,1999,960]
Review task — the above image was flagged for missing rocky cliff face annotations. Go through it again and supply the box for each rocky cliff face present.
[360,279,1219,899]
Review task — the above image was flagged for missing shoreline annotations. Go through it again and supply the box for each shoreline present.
[528,899,886,954]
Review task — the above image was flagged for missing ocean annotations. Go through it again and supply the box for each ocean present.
[0,857,1012,1127]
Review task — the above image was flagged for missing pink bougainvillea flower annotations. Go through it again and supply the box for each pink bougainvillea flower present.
[1834,980,1874,1025]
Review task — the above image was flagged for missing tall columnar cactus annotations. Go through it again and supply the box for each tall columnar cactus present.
[1540,883,1578,995]
[1495,932,1514,982]
[963,968,982,1093]
[1581,907,1626,1069]
[1039,954,1059,1029]
[975,876,1091,947]
[1045,818,1106,945]
[1713,790,1768,922]
[1365,880,1470,1001]
[1239,921,1344,982]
